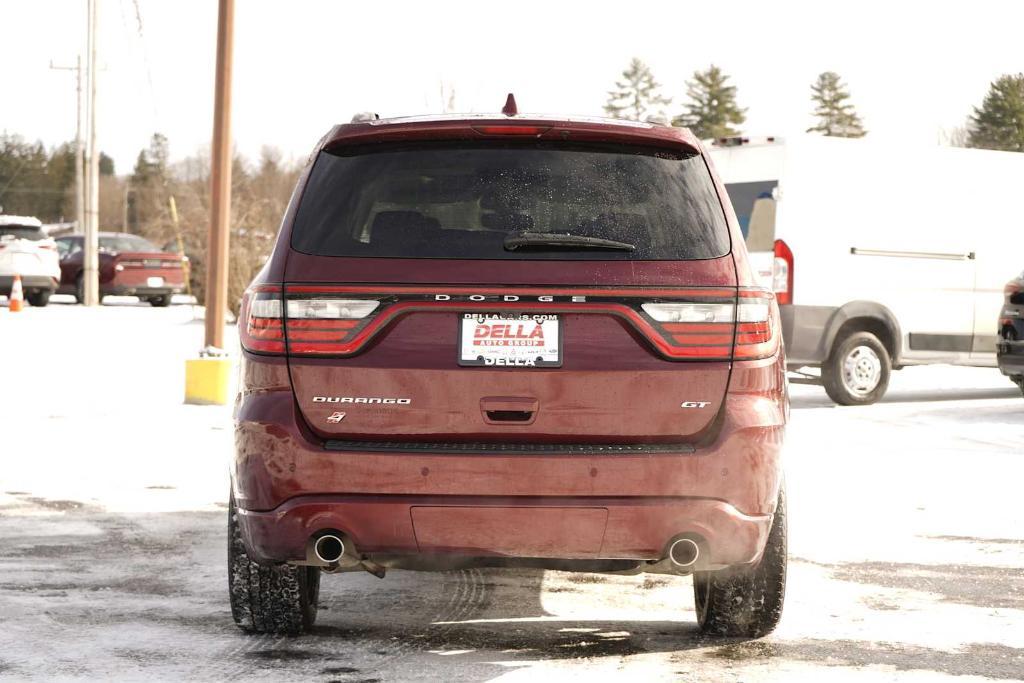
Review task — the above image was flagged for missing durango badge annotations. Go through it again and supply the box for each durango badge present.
[313,396,412,405]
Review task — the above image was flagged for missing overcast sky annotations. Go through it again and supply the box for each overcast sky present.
[4,0,1023,173]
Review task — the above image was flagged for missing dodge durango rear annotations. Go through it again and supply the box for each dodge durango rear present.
[228,103,789,638]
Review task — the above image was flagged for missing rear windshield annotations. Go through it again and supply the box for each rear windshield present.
[99,235,159,253]
[291,142,730,260]
[0,226,45,241]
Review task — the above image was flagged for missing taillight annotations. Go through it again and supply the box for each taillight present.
[640,290,778,360]
[239,285,285,354]
[239,284,380,356]
[772,239,793,305]
[284,296,379,355]
[239,284,779,361]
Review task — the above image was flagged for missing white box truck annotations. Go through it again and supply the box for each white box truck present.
[709,135,1024,405]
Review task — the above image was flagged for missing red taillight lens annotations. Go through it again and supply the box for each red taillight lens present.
[639,290,779,360]
[239,285,381,356]
[773,239,793,305]
[283,296,379,355]
[239,285,285,354]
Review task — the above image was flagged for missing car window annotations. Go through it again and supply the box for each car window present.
[0,226,45,241]
[99,235,160,253]
[291,142,730,261]
[724,181,778,244]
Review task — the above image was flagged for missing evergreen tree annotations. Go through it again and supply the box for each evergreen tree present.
[604,58,671,121]
[0,134,82,221]
[127,133,172,231]
[807,72,866,138]
[967,74,1024,152]
[674,65,745,139]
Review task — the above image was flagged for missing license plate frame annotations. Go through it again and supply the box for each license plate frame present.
[458,312,562,368]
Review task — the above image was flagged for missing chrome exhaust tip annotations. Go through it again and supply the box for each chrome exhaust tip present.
[668,538,700,568]
[314,534,346,564]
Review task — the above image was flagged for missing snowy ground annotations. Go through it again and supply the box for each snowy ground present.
[1,299,1023,682]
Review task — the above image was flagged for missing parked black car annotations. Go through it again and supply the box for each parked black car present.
[997,271,1024,396]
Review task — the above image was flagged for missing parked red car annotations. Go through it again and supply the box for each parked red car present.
[230,106,789,637]
[55,233,186,306]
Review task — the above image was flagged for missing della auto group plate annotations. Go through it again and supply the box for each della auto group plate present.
[458,312,562,367]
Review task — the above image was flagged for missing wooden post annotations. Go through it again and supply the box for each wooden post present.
[204,0,234,349]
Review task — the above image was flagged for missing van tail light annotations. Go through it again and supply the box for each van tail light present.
[640,290,779,360]
[239,285,380,356]
[772,239,793,305]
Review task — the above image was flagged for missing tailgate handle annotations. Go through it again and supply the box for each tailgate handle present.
[480,397,538,425]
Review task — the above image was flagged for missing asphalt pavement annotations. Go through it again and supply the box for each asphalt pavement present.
[1,299,1022,681]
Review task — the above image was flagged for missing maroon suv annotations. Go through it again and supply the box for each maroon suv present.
[55,233,187,306]
[230,107,788,637]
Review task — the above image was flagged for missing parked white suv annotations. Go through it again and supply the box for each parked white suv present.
[0,216,60,307]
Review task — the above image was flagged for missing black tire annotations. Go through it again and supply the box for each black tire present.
[1013,376,1024,398]
[821,331,891,405]
[694,487,787,638]
[27,290,51,307]
[228,496,320,634]
[149,294,171,307]
[74,274,84,304]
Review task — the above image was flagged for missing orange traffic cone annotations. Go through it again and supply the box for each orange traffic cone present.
[8,274,24,312]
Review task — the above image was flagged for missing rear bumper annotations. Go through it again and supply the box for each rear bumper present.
[997,341,1024,377]
[232,352,786,570]
[779,304,837,367]
[0,274,57,294]
[237,494,772,570]
[106,284,184,297]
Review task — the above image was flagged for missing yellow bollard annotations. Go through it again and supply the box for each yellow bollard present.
[184,356,233,405]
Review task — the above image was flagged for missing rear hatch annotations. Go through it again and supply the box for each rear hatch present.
[0,223,59,279]
[101,235,185,286]
[246,132,773,446]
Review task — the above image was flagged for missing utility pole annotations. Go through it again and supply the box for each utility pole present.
[82,0,100,306]
[49,56,85,236]
[204,0,234,349]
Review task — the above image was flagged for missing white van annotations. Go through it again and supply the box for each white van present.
[709,135,1024,405]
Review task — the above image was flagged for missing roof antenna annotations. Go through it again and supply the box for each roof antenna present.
[501,93,518,116]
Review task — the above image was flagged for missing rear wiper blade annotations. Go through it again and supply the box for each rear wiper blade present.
[503,232,636,252]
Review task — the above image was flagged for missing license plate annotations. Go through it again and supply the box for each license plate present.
[147,276,165,287]
[458,313,562,367]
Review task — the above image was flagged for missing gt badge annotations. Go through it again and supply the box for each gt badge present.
[326,412,346,423]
